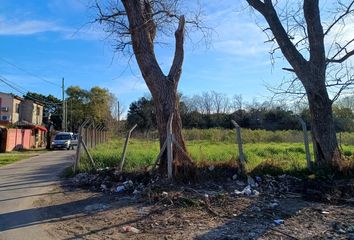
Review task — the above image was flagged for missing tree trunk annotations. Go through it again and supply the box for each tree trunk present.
[246,0,343,168]
[121,0,195,178]
[305,77,340,166]
[148,77,195,178]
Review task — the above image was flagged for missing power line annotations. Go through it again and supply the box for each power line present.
[0,57,61,87]
[0,76,61,106]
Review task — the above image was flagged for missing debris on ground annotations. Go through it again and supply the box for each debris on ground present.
[122,226,140,233]
[273,219,284,225]
[43,168,354,239]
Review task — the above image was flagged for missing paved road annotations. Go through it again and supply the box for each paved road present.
[0,150,74,240]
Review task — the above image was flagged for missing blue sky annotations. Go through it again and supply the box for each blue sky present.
[0,0,297,114]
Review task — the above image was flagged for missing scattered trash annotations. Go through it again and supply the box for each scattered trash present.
[274,219,284,225]
[232,174,238,180]
[208,165,215,171]
[123,180,134,189]
[100,184,108,191]
[162,191,168,197]
[133,189,140,195]
[321,211,330,214]
[122,226,140,233]
[252,190,259,196]
[247,176,256,187]
[234,190,243,195]
[116,185,125,193]
[255,176,262,182]
[243,185,252,196]
[234,185,259,196]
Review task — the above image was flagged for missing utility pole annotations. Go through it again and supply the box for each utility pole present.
[65,99,68,132]
[70,99,73,132]
[117,100,120,135]
[62,77,66,131]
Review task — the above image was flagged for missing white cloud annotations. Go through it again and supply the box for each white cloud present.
[204,6,268,57]
[0,18,70,35]
[0,17,104,41]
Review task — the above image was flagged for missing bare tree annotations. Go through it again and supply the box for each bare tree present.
[232,94,243,111]
[95,0,208,177]
[200,91,214,115]
[246,0,354,166]
[211,91,230,114]
[188,95,205,114]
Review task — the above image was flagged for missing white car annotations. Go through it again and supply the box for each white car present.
[51,132,73,150]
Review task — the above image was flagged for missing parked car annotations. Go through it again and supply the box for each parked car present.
[51,132,73,150]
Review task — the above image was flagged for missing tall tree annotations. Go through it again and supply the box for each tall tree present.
[246,0,354,166]
[66,86,115,132]
[95,0,206,177]
[127,96,156,132]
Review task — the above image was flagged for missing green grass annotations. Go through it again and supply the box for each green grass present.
[79,138,354,175]
[0,149,47,167]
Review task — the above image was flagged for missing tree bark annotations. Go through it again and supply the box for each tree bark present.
[247,0,341,166]
[122,0,194,178]
[305,75,340,166]
[150,79,194,177]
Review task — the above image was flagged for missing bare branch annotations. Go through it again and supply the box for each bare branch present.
[328,49,354,63]
[168,15,185,82]
[324,1,354,36]
[282,67,295,73]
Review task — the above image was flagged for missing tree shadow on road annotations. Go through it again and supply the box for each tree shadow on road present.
[0,193,138,232]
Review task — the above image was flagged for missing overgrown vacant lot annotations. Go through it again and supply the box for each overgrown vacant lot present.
[79,129,354,174]
[57,129,354,239]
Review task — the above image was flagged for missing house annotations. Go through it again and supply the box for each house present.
[0,92,23,124]
[21,98,44,126]
[0,92,47,151]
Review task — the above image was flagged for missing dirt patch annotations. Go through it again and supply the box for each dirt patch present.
[38,172,354,240]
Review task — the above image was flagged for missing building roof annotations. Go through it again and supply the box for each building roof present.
[0,92,24,101]
[23,97,45,106]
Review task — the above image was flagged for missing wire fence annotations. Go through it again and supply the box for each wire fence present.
[75,118,354,178]
[74,119,109,172]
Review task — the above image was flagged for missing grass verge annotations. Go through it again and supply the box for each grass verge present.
[0,149,48,167]
[78,139,354,176]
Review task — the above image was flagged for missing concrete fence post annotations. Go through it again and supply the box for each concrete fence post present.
[118,124,138,171]
[231,120,246,173]
[167,114,174,179]
[298,117,312,171]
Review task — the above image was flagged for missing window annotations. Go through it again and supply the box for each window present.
[15,103,20,113]
[36,106,41,116]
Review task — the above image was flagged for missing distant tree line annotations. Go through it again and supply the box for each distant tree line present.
[127,92,354,132]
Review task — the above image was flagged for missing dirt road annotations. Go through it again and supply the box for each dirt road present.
[0,150,74,240]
